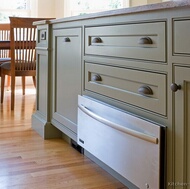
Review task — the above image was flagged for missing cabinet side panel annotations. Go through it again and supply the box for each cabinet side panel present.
[37,52,48,117]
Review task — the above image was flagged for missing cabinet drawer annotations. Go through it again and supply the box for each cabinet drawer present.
[174,19,190,55]
[85,22,166,62]
[85,63,166,115]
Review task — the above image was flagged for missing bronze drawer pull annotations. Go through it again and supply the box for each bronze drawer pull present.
[138,85,153,95]
[64,37,71,42]
[138,37,153,45]
[171,83,181,92]
[92,37,102,43]
[92,74,102,82]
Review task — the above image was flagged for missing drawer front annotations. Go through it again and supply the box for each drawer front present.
[78,95,163,189]
[85,22,166,62]
[174,19,190,55]
[85,63,166,115]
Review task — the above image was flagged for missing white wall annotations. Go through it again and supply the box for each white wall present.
[30,0,65,19]
[30,0,38,17]
[37,0,55,17]
[130,0,162,7]
[55,0,65,18]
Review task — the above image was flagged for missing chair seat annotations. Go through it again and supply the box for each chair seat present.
[1,61,36,71]
[0,58,11,63]
[0,59,11,75]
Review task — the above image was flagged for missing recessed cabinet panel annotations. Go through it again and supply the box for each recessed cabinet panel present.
[37,52,48,117]
[85,22,166,62]
[173,66,190,186]
[52,28,81,136]
[85,63,166,115]
[174,19,190,55]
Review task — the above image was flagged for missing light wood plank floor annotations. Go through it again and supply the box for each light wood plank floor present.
[0,86,128,189]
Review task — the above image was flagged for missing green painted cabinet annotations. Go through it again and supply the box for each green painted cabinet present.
[173,66,190,188]
[32,5,190,189]
[51,28,82,141]
[32,22,62,139]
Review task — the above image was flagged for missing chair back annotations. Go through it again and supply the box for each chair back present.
[9,17,52,75]
[0,23,10,58]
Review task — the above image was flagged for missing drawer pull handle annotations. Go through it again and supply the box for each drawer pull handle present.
[138,37,153,45]
[92,37,102,43]
[64,37,71,42]
[171,83,181,92]
[138,85,153,95]
[79,104,158,144]
[92,74,102,82]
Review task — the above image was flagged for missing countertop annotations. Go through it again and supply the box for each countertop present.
[34,0,190,25]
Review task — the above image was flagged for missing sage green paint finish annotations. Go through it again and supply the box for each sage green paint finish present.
[173,66,190,187]
[174,19,190,55]
[32,24,61,138]
[51,28,82,138]
[85,62,166,115]
[32,114,62,139]
[32,7,190,189]
[85,22,166,62]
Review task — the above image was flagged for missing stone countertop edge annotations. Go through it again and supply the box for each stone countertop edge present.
[34,0,190,25]
[33,20,52,26]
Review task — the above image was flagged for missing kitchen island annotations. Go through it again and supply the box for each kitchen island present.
[32,1,190,188]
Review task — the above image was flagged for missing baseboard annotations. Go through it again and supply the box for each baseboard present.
[32,113,62,139]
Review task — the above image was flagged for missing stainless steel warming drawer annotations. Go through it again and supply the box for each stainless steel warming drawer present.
[77,95,165,189]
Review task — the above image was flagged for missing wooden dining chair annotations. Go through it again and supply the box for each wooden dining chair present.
[0,17,53,110]
[0,23,11,88]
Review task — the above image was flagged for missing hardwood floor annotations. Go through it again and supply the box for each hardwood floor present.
[0,86,128,189]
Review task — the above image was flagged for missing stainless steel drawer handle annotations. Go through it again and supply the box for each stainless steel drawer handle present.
[92,74,102,82]
[64,37,71,42]
[92,37,102,43]
[79,104,158,144]
[138,85,153,96]
[138,37,153,45]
